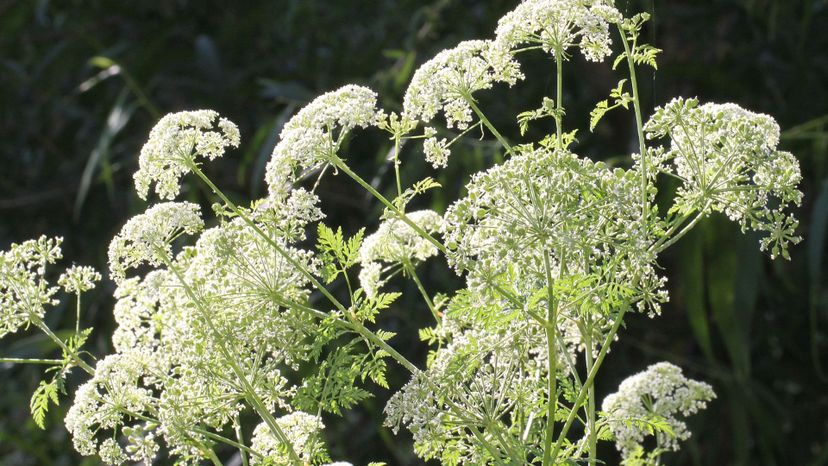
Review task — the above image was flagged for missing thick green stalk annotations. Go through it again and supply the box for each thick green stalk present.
[541,250,558,466]
[584,318,597,464]
[548,307,628,461]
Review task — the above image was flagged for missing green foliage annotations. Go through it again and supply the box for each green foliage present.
[317,224,364,284]
[29,379,60,430]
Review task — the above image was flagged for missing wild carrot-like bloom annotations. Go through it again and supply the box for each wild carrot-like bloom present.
[134,110,240,200]
[108,202,203,283]
[601,362,715,457]
[495,0,623,61]
[358,210,442,297]
[443,145,665,315]
[0,236,62,337]
[644,98,803,258]
[403,40,523,130]
[65,351,158,464]
[251,412,329,465]
[58,265,101,294]
[265,85,379,198]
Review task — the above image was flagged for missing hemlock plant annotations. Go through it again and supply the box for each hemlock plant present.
[0,1,802,465]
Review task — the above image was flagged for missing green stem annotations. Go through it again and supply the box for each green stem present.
[393,135,402,198]
[75,293,81,335]
[549,307,628,461]
[0,357,63,365]
[541,250,558,466]
[555,46,564,147]
[235,414,250,466]
[30,316,94,375]
[584,318,597,464]
[651,205,709,254]
[618,25,650,223]
[403,259,440,323]
[206,448,224,466]
[330,158,446,255]
[463,94,514,154]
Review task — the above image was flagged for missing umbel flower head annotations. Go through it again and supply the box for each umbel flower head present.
[601,362,716,458]
[495,0,623,61]
[644,98,803,258]
[265,85,379,199]
[251,412,330,465]
[58,265,102,294]
[358,209,442,297]
[0,236,62,338]
[108,202,204,283]
[134,110,240,200]
[403,40,523,130]
[443,145,665,315]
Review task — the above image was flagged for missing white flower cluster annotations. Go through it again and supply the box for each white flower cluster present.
[251,412,329,465]
[107,201,203,284]
[265,85,379,199]
[423,134,451,168]
[358,210,442,297]
[58,265,101,294]
[65,350,158,464]
[0,236,63,338]
[385,291,569,464]
[403,40,523,130]
[644,98,803,259]
[601,362,716,458]
[443,145,665,315]
[134,110,240,200]
[495,0,623,62]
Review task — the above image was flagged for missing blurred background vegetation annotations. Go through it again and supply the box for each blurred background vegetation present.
[1,0,827,464]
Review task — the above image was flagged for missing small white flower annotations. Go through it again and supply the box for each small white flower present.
[58,265,102,294]
[423,137,451,168]
[251,412,329,465]
[360,210,443,264]
[644,98,803,258]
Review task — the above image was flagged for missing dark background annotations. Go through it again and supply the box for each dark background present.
[1,0,827,464]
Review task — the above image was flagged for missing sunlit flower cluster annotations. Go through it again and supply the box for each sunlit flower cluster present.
[601,362,716,458]
[495,0,623,61]
[644,98,802,258]
[265,85,379,199]
[385,290,569,464]
[403,40,523,130]
[358,209,442,297]
[58,265,101,294]
[107,201,203,283]
[251,412,329,465]
[0,236,63,337]
[443,145,666,315]
[134,110,240,200]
